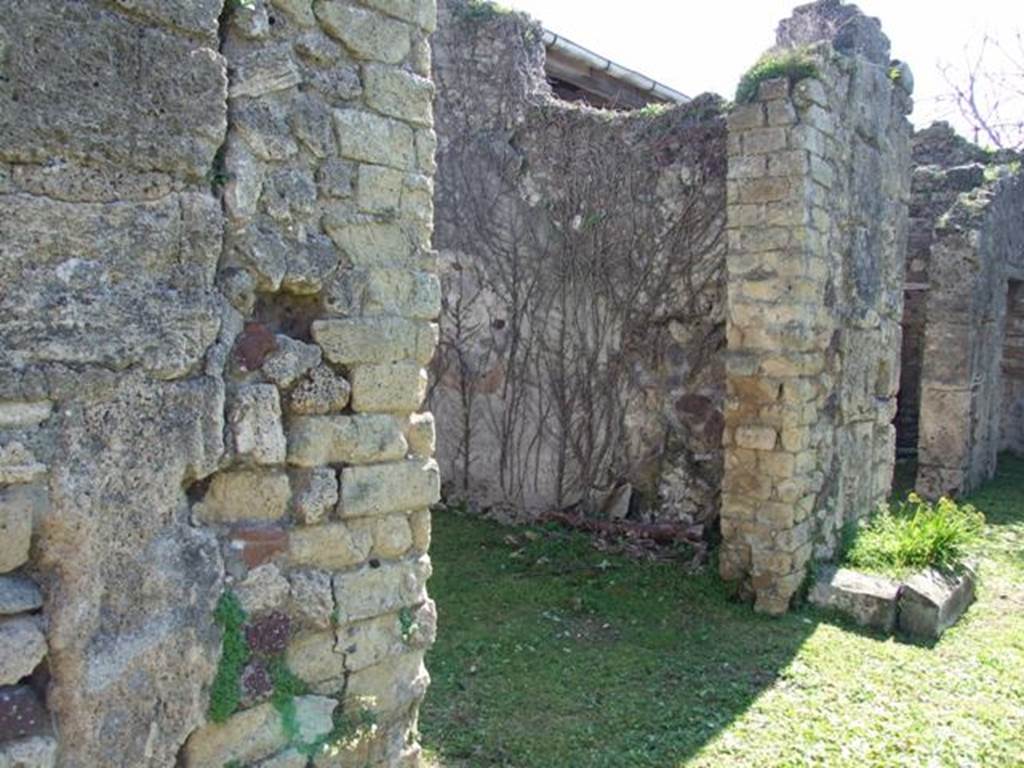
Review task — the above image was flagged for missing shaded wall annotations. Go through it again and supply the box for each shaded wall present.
[896,127,992,458]
[720,0,913,614]
[0,1,440,766]
[1004,280,1024,455]
[910,124,1024,496]
[430,0,728,526]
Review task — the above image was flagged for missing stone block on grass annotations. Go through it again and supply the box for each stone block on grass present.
[897,566,976,640]
[808,566,900,632]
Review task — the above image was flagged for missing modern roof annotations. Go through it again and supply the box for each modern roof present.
[542,30,690,110]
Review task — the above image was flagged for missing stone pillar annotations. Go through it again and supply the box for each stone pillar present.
[720,0,912,614]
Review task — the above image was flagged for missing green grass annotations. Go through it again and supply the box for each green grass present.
[842,493,986,578]
[421,455,1024,767]
[735,48,818,104]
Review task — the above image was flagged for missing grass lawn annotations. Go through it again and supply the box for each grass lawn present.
[420,456,1024,767]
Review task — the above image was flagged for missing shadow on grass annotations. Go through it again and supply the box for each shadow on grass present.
[419,514,821,768]
[421,455,1024,767]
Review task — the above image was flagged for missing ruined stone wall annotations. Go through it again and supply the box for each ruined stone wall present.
[913,140,1024,497]
[0,1,439,765]
[897,126,992,457]
[719,0,912,613]
[430,0,728,526]
[1004,280,1024,455]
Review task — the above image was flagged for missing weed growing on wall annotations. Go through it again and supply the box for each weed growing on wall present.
[209,591,249,722]
[399,607,418,643]
[735,48,818,104]
[637,102,670,118]
[460,0,513,22]
[842,493,985,577]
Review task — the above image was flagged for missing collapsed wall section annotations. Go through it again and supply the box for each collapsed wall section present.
[720,0,912,613]
[431,0,728,527]
[0,0,440,765]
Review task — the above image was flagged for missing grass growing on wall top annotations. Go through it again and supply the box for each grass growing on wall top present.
[735,47,818,104]
[459,0,514,21]
[420,455,1024,767]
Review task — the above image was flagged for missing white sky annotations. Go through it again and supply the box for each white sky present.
[504,0,1022,140]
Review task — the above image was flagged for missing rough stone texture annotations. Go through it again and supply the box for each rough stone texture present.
[0,578,43,617]
[719,3,913,613]
[235,564,291,616]
[29,376,225,768]
[339,460,441,518]
[332,557,431,625]
[0,619,46,686]
[287,415,407,467]
[286,366,352,416]
[808,566,900,632]
[312,318,438,366]
[351,363,428,413]
[287,570,336,630]
[432,0,727,524]
[262,336,323,388]
[0,736,57,768]
[182,703,287,767]
[0,405,52,430]
[229,385,288,465]
[344,651,429,715]
[288,523,373,570]
[0,490,33,574]
[337,600,437,673]
[898,123,1024,497]
[894,127,991,460]
[0,446,46,488]
[898,566,977,639]
[193,470,291,524]
[0,2,225,185]
[0,0,439,763]
[257,749,309,768]
[290,468,340,525]
[405,413,436,457]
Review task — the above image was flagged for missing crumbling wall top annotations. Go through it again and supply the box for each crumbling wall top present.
[776,0,890,64]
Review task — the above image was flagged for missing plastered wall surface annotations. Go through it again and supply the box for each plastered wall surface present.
[430,0,728,527]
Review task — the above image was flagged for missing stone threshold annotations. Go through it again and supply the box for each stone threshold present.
[808,563,977,640]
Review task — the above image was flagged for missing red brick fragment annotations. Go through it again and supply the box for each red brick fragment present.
[229,524,289,569]
[234,322,277,371]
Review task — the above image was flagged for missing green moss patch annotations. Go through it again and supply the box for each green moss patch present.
[208,591,249,723]
[735,48,818,104]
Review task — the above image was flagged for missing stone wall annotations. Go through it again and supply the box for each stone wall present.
[1004,280,1024,455]
[896,127,992,457]
[0,1,439,765]
[908,124,1024,497]
[719,0,913,614]
[430,0,728,526]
